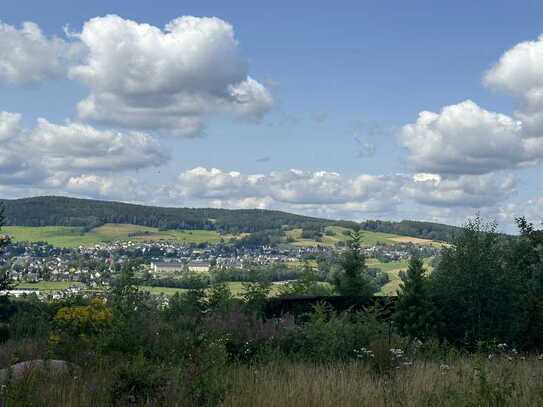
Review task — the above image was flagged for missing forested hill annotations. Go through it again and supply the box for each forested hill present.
[0,196,461,241]
[0,196,356,233]
[360,219,462,242]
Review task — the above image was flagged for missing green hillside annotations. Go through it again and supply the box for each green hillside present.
[3,223,439,249]
[0,196,355,233]
[285,226,439,247]
[3,224,226,248]
[0,195,460,245]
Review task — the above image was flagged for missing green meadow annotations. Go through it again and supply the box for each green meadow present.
[3,223,440,250]
[286,226,437,248]
[3,224,223,248]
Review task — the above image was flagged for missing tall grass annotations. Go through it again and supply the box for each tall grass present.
[224,358,543,407]
[2,347,543,406]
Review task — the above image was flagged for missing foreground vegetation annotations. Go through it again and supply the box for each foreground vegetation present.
[3,343,543,406]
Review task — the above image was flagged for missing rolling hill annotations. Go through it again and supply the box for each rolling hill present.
[0,196,355,233]
[0,196,460,245]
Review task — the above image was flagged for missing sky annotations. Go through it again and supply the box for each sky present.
[1,0,543,230]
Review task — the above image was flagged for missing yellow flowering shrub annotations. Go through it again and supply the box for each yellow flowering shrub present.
[52,298,113,341]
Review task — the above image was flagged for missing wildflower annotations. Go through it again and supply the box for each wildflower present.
[353,347,374,359]
[497,343,508,351]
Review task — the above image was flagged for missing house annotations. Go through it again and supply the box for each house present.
[151,262,185,274]
[187,261,210,273]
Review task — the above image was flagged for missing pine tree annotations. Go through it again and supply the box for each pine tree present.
[394,255,432,340]
[333,230,373,299]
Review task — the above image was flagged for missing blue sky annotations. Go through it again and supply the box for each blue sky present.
[1,0,543,228]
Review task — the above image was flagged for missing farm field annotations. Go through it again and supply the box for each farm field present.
[3,224,224,248]
[13,280,330,298]
[15,281,84,291]
[139,281,295,297]
[3,223,441,249]
[286,226,424,247]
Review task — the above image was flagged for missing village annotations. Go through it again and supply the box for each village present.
[0,238,440,296]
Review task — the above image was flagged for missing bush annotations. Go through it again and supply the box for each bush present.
[280,304,395,362]
[109,353,172,405]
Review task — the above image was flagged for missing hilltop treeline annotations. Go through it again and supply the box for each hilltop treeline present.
[0,196,355,234]
[1,196,464,242]
[360,219,462,242]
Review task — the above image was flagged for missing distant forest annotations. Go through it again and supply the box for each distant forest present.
[0,196,460,241]
[0,196,354,234]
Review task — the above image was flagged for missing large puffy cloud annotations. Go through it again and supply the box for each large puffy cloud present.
[402,33,543,177]
[0,21,77,85]
[484,34,543,136]
[0,111,167,189]
[400,100,543,175]
[69,15,273,136]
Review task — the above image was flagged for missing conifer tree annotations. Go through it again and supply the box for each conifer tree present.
[333,230,373,299]
[394,255,432,340]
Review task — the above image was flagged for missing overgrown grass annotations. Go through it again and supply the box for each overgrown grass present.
[2,352,542,406]
[222,358,543,407]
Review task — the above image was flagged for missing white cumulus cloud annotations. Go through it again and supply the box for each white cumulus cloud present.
[29,119,166,171]
[69,15,273,136]
[484,34,543,137]
[0,112,167,189]
[0,21,78,85]
[405,173,516,207]
[400,100,543,175]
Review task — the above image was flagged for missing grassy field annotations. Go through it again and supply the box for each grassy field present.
[13,280,326,298]
[286,226,438,248]
[3,224,223,248]
[14,281,84,291]
[3,223,441,249]
[139,281,296,297]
